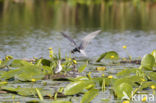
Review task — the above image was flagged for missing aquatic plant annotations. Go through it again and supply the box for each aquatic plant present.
[0,49,156,102]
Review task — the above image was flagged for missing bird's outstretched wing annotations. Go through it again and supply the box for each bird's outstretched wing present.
[61,32,77,46]
[79,30,101,50]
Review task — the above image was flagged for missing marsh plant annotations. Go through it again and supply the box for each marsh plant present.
[0,48,156,103]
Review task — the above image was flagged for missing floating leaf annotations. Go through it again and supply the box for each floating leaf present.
[96,51,119,62]
[141,54,155,70]
[78,63,87,73]
[81,88,99,103]
[151,49,156,63]
[114,82,132,99]
[11,59,33,68]
[116,68,138,77]
[15,65,44,81]
[148,72,156,81]
[1,86,41,96]
[114,76,142,87]
[1,65,44,81]
[64,80,94,95]
[69,76,89,81]
[52,101,71,103]
[139,81,156,90]
[1,69,21,80]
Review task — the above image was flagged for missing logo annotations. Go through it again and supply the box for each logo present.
[122,91,155,102]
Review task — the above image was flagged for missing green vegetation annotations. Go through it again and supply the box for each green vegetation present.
[0,48,156,102]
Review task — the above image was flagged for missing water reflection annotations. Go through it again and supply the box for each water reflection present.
[0,0,156,31]
[0,0,156,58]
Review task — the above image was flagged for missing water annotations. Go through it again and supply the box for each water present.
[0,29,156,59]
[0,0,156,59]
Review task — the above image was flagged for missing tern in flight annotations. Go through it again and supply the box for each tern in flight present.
[61,30,101,56]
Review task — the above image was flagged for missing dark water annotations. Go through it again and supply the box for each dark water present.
[0,0,156,58]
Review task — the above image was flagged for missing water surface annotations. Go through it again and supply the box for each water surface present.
[0,0,156,58]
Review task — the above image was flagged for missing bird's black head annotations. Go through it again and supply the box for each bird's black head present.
[71,48,80,53]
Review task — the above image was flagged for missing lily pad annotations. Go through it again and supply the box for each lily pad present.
[151,49,156,63]
[1,65,44,81]
[64,80,94,95]
[114,82,132,99]
[141,54,155,70]
[81,88,99,103]
[52,101,71,103]
[1,86,41,96]
[96,51,119,62]
[78,63,87,73]
[11,59,33,68]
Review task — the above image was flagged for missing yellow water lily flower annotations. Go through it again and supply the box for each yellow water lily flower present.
[0,59,2,64]
[122,45,127,49]
[73,60,77,64]
[5,56,9,60]
[49,54,53,58]
[31,79,36,82]
[5,55,13,60]
[48,47,53,50]
[141,78,145,82]
[122,100,130,103]
[142,96,147,102]
[66,58,72,61]
[49,49,53,58]
[108,75,113,79]
[111,55,114,59]
[151,85,155,89]
[101,74,105,77]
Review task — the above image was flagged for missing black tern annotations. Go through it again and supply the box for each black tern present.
[61,30,101,56]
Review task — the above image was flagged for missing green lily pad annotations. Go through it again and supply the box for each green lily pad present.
[116,68,138,77]
[1,69,21,80]
[141,54,155,70]
[151,49,156,63]
[78,63,87,73]
[52,101,71,103]
[1,86,41,96]
[11,59,33,68]
[81,88,99,103]
[96,51,119,62]
[114,82,132,99]
[139,81,156,90]
[64,80,94,95]
[1,65,44,81]
[148,72,156,81]
[69,76,89,81]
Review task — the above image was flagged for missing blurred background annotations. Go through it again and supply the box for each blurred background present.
[0,0,156,58]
